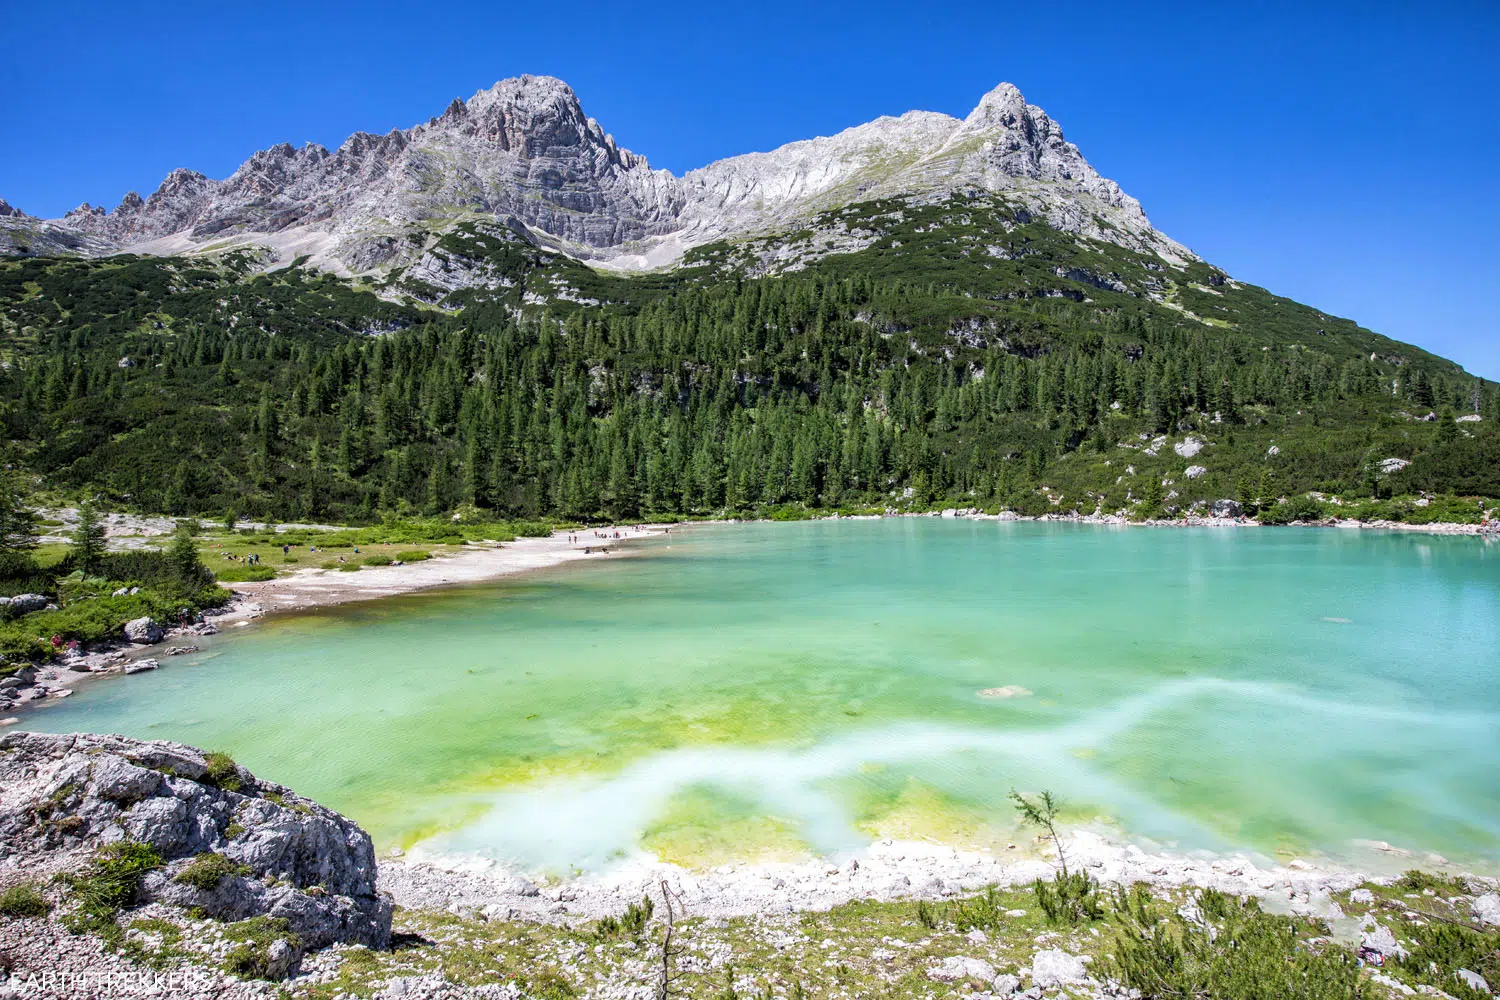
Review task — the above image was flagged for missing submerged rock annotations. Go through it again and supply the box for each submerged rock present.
[0,731,391,955]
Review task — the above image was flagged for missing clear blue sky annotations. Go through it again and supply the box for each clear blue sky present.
[3,1,1496,378]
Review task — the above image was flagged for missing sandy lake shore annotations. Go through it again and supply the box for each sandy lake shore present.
[216,525,659,623]
[2,527,661,717]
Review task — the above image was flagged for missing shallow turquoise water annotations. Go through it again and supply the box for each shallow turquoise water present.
[27,521,1500,872]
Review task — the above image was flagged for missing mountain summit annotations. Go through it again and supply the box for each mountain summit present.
[1,77,1187,276]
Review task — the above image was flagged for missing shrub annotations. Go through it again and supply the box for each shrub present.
[950,886,1008,932]
[1259,495,1326,524]
[393,550,431,562]
[1034,871,1104,925]
[592,895,653,941]
[362,555,392,567]
[0,580,228,659]
[1105,888,1363,1000]
[0,883,51,917]
[335,562,361,572]
[1009,492,1055,518]
[62,842,163,928]
[214,564,275,583]
[222,916,302,980]
[202,751,243,793]
[173,852,251,891]
[1395,920,1500,999]
[1394,869,1469,893]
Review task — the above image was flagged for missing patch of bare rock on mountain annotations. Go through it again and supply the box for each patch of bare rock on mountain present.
[2,76,1193,279]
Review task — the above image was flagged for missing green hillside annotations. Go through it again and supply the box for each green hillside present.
[3,195,1496,524]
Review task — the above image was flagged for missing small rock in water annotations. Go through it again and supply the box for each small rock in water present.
[977,685,1032,699]
[124,659,159,674]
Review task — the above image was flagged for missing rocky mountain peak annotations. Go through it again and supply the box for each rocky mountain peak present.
[0,198,25,218]
[963,81,1030,126]
[6,76,1189,272]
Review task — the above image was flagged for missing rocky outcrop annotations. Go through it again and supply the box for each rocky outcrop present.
[1,593,48,616]
[0,732,391,955]
[14,76,1191,276]
[1211,499,1244,518]
[123,616,164,644]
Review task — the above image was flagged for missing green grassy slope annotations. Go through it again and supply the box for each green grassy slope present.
[2,195,1495,523]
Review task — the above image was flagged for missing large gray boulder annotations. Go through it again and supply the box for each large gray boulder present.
[1211,499,1244,519]
[5,594,48,616]
[0,732,391,954]
[1032,948,1089,987]
[122,616,164,644]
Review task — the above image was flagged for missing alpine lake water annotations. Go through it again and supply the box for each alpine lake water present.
[27,520,1500,876]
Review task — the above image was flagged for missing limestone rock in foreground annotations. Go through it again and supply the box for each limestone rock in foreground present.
[0,732,391,953]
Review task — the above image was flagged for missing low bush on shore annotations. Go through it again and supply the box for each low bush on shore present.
[59,842,163,934]
[0,883,52,918]
[174,852,252,891]
[214,564,276,582]
[0,586,227,660]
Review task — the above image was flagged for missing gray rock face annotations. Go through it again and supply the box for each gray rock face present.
[0,731,390,951]
[13,76,1191,277]
[1474,893,1500,926]
[1457,969,1491,994]
[4,594,48,616]
[927,955,996,982]
[1031,948,1089,987]
[1211,499,1244,518]
[1361,923,1407,959]
[122,616,164,644]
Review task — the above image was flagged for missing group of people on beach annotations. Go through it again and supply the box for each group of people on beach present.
[565,525,668,555]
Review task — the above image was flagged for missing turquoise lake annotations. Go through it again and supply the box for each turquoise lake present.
[26,521,1500,873]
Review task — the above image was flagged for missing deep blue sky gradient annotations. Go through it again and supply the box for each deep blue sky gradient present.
[2,1,1496,377]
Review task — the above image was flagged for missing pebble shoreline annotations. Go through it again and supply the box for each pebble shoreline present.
[379,830,1496,926]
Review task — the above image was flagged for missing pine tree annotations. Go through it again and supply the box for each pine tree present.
[72,497,107,573]
[0,474,38,557]
[168,526,207,590]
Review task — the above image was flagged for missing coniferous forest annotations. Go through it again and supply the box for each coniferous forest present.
[4,197,1497,525]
